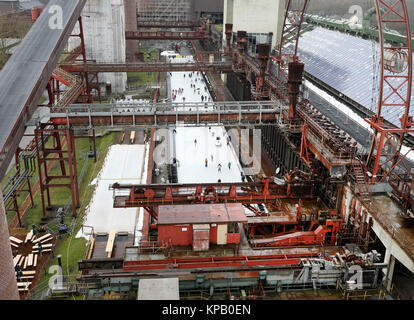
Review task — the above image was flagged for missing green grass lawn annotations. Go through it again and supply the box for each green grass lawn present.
[25,131,120,299]
[127,48,158,88]
[214,24,223,33]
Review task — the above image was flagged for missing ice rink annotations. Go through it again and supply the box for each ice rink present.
[78,54,248,240]
[169,56,211,104]
[77,144,147,238]
[169,55,245,184]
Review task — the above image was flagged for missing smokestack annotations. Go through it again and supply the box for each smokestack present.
[0,190,19,300]
[225,23,233,53]
[255,44,271,93]
[287,61,305,120]
[236,31,247,53]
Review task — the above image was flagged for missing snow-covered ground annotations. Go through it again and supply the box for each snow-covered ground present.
[77,144,148,239]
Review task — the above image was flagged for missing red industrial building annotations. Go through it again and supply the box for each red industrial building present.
[157,203,247,251]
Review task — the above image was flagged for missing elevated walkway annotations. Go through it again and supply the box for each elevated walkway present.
[0,0,87,180]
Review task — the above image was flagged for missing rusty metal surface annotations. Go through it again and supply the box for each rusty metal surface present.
[110,179,317,216]
[247,213,297,225]
[368,195,414,259]
[280,199,328,217]
[157,203,247,225]
[60,61,233,73]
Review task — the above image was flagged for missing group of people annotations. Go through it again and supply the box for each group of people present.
[204,159,232,171]
[171,88,185,101]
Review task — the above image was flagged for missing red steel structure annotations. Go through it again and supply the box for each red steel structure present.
[47,17,98,107]
[59,61,233,73]
[271,0,309,80]
[366,0,413,184]
[34,126,80,217]
[122,252,320,271]
[110,178,318,220]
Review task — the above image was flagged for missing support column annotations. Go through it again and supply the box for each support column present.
[385,253,396,292]
[0,190,19,300]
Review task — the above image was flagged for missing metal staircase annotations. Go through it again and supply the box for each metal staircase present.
[52,67,84,109]
[352,158,371,202]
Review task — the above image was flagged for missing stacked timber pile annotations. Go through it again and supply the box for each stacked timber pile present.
[10,232,54,294]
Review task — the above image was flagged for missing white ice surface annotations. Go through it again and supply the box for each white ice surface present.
[168,55,244,184]
[170,56,211,104]
[134,142,150,245]
[174,126,243,183]
[77,144,147,238]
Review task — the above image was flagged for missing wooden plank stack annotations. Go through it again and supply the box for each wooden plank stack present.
[105,230,116,258]
[12,232,55,293]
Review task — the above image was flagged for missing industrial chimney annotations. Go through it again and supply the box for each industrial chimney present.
[0,190,19,300]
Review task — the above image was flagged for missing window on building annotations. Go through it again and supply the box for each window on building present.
[228,223,240,234]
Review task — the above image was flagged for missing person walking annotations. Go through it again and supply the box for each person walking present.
[205,158,208,167]
[217,163,222,172]
[228,162,231,170]
[211,154,214,162]
[194,138,197,146]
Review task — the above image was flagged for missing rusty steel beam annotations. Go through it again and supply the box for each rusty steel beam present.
[126,30,206,40]
[59,61,233,73]
[110,179,317,211]
[122,252,319,271]
[46,101,285,128]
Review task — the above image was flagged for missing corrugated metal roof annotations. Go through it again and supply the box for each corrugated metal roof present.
[286,26,414,128]
[158,203,247,225]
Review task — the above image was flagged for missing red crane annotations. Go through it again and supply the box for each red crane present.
[365,0,413,184]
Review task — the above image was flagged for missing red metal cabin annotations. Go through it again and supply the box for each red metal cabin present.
[157,203,247,251]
